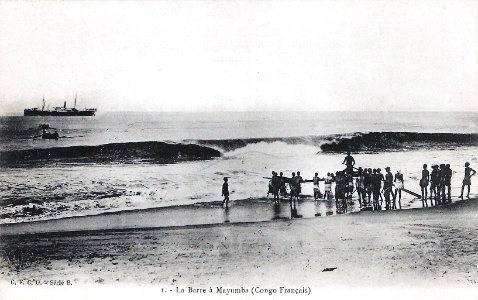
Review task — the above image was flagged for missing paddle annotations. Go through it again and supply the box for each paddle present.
[402,188,421,199]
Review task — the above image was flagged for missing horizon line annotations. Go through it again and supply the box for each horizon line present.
[2,109,478,117]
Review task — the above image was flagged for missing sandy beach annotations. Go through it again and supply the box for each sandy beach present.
[1,197,477,289]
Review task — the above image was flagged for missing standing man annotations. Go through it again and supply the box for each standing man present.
[355,168,365,207]
[444,164,452,203]
[279,172,287,198]
[271,171,280,204]
[439,164,447,204]
[420,164,430,207]
[324,173,333,199]
[313,172,322,200]
[460,162,476,199]
[342,151,356,176]
[289,172,297,215]
[430,165,439,206]
[221,177,230,208]
[394,170,404,209]
[295,171,304,197]
[371,169,381,210]
[377,168,385,207]
[383,167,394,210]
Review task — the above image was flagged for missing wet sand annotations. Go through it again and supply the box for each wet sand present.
[1,198,477,288]
[0,197,351,235]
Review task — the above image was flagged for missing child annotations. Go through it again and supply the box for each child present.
[460,162,476,199]
[221,177,230,208]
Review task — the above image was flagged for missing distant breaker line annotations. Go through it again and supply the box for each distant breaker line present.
[0,141,221,166]
[1,132,476,166]
[188,132,478,153]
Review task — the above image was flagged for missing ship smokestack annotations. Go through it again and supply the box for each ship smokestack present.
[64,101,66,108]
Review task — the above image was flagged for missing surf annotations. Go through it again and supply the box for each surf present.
[189,132,478,153]
[0,141,221,166]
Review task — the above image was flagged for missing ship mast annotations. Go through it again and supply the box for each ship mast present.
[41,95,45,111]
[74,94,77,109]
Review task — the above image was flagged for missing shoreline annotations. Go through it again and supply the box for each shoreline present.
[0,195,474,237]
[1,198,477,286]
[0,197,340,236]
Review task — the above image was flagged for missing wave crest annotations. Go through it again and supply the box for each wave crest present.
[189,132,478,153]
[320,132,478,152]
[0,141,221,165]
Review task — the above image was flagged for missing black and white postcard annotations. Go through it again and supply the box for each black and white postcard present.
[0,1,477,299]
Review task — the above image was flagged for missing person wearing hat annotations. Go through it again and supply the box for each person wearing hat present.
[429,165,439,206]
[460,162,476,199]
[383,167,394,210]
[221,177,230,208]
[394,169,404,209]
[420,164,430,207]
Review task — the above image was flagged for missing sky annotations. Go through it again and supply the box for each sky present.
[0,0,477,114]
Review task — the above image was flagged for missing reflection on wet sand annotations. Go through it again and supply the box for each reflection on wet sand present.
[0,197,354,236]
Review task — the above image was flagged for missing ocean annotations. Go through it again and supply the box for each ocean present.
[0,111,477,224]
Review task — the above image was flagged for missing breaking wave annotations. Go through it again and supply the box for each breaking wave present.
[0,141,221,166]
[1,132,476,166]
[190,132,478,153]
[319,132,478,152]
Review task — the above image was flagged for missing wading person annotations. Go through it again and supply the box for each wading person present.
[355,167,365,207]
[444,164,452,203]
[324,172,333,199]
[372,169,381,210]
[279,172,287,197]
[439,164,447,204]
[296,171,304,197]
[377,168,385,207]
[430,165,439,206]
[221,177,230,208]
[335,171,346,212]
[365,168,373,204]
[271,171,280,204]
[289,172,298,216]
[267,171,274,198]
[394,169,404,209]
[313,172,322,200]
[383,167,393,210]
[420,164,430,207]
[460,162,476,199]
[342,151,356,176]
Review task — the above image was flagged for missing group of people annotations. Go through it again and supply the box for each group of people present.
[221,152,476,215]
[267,171,304,214]
[327,151,405,211]
[354,167,405,211]
[419,163,452,207]
[419,162,476,207]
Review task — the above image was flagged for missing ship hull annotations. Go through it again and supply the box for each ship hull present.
[24,110,51,116]
[24,110,96,116]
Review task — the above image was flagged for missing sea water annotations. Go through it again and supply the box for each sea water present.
[0,111,477,224]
